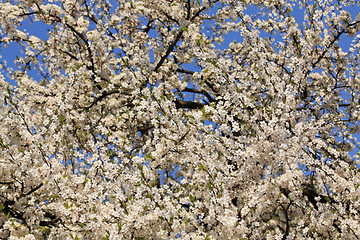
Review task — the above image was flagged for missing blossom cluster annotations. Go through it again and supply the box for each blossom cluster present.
[0,0,360,239]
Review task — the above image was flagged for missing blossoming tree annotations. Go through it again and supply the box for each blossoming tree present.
[0,0,360,239]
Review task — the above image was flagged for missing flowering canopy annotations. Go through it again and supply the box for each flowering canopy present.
[1,0,360,239]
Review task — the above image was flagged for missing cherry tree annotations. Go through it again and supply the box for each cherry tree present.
[0,0,360,239]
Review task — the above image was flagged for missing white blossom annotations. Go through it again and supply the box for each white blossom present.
[0,0,359,239]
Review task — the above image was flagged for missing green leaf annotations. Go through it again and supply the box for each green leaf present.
[189,195,196,203]
[59,114,66,123]
[64,202,70,209]
[144,154,152,160]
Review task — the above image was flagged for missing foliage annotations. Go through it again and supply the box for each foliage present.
[0,0,360,239]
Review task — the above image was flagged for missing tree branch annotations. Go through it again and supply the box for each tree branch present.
[175,99,205,109]
[154,30,184,72]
